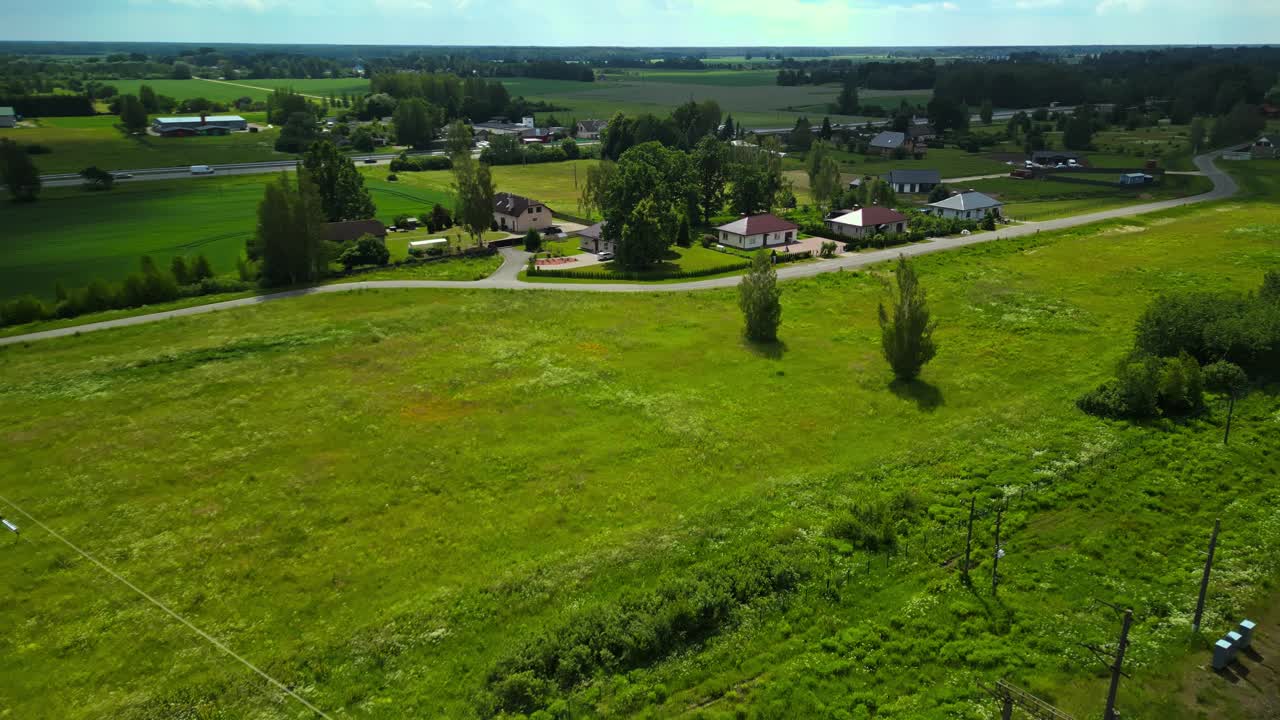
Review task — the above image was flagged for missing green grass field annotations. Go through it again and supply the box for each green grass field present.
[107,77,371,103]
[2,178,1278,718]
[0,173,453,300]
[374,159,599,221]
[961,174,1214,221]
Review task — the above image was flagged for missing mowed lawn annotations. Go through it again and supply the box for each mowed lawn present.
[961,174,1215,220]
[0,174,453,300]
[372,159,600,221]
[1,193,1278,718]
[110,77,371,103]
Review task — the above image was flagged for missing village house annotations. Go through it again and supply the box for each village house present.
[1251,136,1277,160]
[885,169,942,194]
[907,123,936,143]
[926,191,1004,220]
[713,214,798,250]
[868,130,909,157]
[493,192,552,233]
[825,206,908,240]
[576,221,615,255]
[576,119,608,140]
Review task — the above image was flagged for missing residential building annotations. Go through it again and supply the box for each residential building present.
[713,214,798,250]
[323,219,387,243]
[885,169,942,194]
[926,191,1004,220]
[907,123,936,143]
[868,131,907,156]
[0,106,15,128]
[825,207,908,240]
[151,114,248,133]
[577,221,615,255]
[494,192,552,233]
[1252,136,1277,160]
[576,119,608,140]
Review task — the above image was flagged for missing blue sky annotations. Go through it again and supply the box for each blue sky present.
[5,0,1278,46]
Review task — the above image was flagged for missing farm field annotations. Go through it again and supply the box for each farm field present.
[0,173,452,301]
[2,190,1279,719]
[960,174,1215,220]
[371,159,600,221]
[784,146,1013,183]
[10,114,292,174]
[501,74,923,129]
[109,77,371,102]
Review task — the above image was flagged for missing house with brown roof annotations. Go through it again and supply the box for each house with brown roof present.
[825,207,908,240]
[714,214,798,250]
[323,219,387,243]
[576,221,614,255]
[493,192,552,233]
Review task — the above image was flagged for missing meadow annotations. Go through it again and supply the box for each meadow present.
[1,166,1278,719]
[954,173,1215,220]
[0,173,452,300]
[108,77,372,103]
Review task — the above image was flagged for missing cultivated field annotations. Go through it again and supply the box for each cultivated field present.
[0,173,452,300]
[109,77,371,102]
[1,167,1278,718]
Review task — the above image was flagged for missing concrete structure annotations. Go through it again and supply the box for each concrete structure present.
[927,191,1004,220]
[825,206,908,240]
[0,106,16,128]
[576,119,608,140]
[152,114,248,133]
[1212,638,1236,670]
[577,221,614,255]
[885,169,941,194]
[494,192,552,233]
[714,214,798,250]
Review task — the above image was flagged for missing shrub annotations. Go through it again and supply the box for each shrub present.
[819,241,837,258]
[1078,352,1203,419]
[386,173,398,182]
[676,217,691,247]
[1202,360,1248,396]
[700,234,715,248]
[338,234,391,270]
[738,251,782,342]
[523,229,542,252]
[773,250,813,264]
[389,153,452,172]
[0,294,49,326]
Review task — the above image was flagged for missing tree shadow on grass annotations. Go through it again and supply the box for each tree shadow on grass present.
[744,338,788,360]
[889,378,944,412]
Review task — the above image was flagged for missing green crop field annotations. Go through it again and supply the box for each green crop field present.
[2,171,1278,718]
[503,75,927,129]
[960,174,1215,220]
[0,173,452,301]
[109,77,371,102]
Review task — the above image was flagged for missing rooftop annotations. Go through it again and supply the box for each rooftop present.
[929,191,1003,212]
[869,131,906,149]
[494,192,545,216]
[715,213,799,237]
[0,106,14,116]
[829,206,908,228]
[154,115,246,124]
[886,169,942,184]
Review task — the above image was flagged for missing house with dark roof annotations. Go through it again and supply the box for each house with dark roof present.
[494,192,552,233]
[868,131,907,156]
[825,207,908,240]
[884,169,942,194]
[576,119,608,140]
[907,124,936,142]
[151,114,247,133]
[714,214,798,250]
[926,191,1003,220]
[576,221,614,255]
[324,219,387,243]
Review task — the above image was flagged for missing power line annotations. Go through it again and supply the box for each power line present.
[0,492,333,720]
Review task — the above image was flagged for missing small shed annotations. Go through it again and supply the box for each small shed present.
[1119,173,1153,186]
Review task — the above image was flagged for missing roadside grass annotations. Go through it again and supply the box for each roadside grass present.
[335,254,504,282]
[1,195,1278,719]
[962,174,1215,221]
[0,173,451,301]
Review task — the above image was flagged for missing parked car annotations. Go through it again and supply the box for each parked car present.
[542,225,563,236]
[597,251,614,261]
[363,157,378,164]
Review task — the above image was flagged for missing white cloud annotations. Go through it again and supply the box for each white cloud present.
[1096,0,1147,14]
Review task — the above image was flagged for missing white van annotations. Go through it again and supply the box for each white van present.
[190,165,214,175]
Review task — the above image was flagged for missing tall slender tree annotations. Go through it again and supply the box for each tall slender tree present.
[739,251,782,343]
[452,155,495,247]
[118,94,148,133]
[878,256,937,381]
[692,135,728,224]
[301,140,376,222]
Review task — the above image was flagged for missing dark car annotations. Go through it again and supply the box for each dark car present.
[363,157,378,164]
[542,225,563,236]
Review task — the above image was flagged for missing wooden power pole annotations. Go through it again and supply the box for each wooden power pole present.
[1192,519,1220,633]
[963,496,975,583]
[992,502,1005,597]
[1085,602,1134,720]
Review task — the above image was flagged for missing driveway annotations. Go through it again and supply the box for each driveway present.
[0,150,1238,348]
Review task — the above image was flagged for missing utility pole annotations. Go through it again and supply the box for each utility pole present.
[1223,393,1236,445]
[963,496,976,583]
[1084,602,1134,720]
[992,502,1005,597]
[1192,519,1220,633]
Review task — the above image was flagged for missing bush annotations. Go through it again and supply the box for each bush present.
[1078,352,1203,419]
[1134,285,1280,377]
[386,173,397,182]
[700,234,715,248]
[338,234,391,270]
[25,143,52,155]
[389,153,452,172]
[1202,360,1248,396]
[523,229,542,252]
[0,294,49,326]
[819,241,837,258]
[773,250,813,264]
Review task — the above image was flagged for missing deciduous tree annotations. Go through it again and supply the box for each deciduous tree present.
[0,139,41,202]
[302,139,376,222]
[451,155,496,247]
[394,97,441,149]
[738,251,781,343]
[879,256,937,381]
[118,94,148,133]
[692,135,728,224]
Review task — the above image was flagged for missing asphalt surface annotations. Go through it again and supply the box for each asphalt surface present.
[1,150,1236,348]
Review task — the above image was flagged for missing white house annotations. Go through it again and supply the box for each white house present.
[714,214,798,250]
[494,192,552,233]
[885,169,941,194]
[926,192,1003,220]
[825,206,908,240]
[577,221,615,255]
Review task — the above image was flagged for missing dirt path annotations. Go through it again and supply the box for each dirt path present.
[194,77,327,100]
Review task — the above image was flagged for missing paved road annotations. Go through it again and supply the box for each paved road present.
[0,150,1236,348]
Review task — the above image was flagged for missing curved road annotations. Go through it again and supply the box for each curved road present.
[1,151,1237,348]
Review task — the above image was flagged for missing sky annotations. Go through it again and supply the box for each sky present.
[4,0,1279,47]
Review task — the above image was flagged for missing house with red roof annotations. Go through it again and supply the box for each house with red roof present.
[825,206,908,240]
[713,213,798,250]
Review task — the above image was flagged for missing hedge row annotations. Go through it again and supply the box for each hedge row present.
[388,154,452,171]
